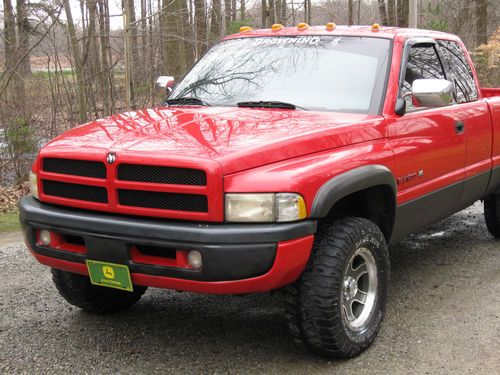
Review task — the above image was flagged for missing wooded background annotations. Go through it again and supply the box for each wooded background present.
[0,0,499,188]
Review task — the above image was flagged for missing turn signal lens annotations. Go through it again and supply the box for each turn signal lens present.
[29,171,39,200]
[276,193,307,222]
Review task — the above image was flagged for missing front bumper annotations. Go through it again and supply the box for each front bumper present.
[19,196,316,294]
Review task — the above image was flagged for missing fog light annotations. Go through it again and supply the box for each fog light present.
[187,250,202,269]
[39,230,51,246]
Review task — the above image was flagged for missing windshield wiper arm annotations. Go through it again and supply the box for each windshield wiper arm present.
[237,101,306,110]
[165,97,211,106]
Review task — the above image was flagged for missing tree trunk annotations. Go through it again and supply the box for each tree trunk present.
[241,0,246,20]
[231,0,237,21]
[3,0,17,80]
[195,0,207,57]
[356,0,361,25]
[141,0,148,78]
[387,0,396,26]
[269,0,275,24]
[210,0,222,39]
[224,0,231,32]
[148,0,155,105]
[377,0,388,25]
[179,0,193,69]
[97,0,111,114]
[304,0,311,24]
[348,0,354,26]
[408,0,417,28]
[127,0,139,101]
[123,0,134,109]
[476,0,488,46]
[16,0,31,77]
[397,0,409,28]
[262,0,268,28]
[64,0,86,122]
[280,0,286,24]
[162,0,187,78]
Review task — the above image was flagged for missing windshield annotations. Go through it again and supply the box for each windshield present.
[170,36,391,114]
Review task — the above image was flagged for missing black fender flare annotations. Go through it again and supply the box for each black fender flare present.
[310,165,397,218]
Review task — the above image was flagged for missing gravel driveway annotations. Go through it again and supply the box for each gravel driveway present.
[0,202,499,374]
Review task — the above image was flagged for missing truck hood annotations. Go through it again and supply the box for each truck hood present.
[42,106,385,174]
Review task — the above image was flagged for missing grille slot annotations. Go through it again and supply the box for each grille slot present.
[117,164,206,186]
[43,158,106,179]
[118,189,208,212]
[43,180,108,203]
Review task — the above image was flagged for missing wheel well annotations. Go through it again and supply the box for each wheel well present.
[323,185,395,241]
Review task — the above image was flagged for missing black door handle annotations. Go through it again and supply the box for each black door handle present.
[455,121,465,134]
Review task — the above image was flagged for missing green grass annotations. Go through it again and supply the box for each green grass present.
[0,211,20,233]
[30,70,75,79]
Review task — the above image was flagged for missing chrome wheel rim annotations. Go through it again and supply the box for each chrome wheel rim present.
[341,247,378,332]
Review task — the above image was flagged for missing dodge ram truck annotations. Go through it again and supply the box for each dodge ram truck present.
[19,24,500,358]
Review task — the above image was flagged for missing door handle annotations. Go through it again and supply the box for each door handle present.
[455,121,465,134]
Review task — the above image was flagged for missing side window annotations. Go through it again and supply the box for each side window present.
[401,45,446,109]
[437,40,478,103]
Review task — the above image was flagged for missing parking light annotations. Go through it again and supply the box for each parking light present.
[188,250,203,269]
[39,230,52,246]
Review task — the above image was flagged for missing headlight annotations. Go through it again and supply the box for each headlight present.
[225,193,307,222]
[29,171,39,199]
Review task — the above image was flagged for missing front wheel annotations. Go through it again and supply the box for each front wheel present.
[284,217,390,358]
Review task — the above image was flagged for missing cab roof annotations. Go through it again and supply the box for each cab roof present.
[225,25,459,42]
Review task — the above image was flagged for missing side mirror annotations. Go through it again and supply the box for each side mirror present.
[156,76,175,96]
[410,79,453,108]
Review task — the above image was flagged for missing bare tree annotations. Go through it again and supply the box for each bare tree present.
[348,0,354,26]
[210,0,223,39]
[476,0,488,45]
[387,0,396,26]
[64,0,86,122]
[16,0,32,77]
[195,0,207,56]
[397,0,409,28]
[377,0,388,25]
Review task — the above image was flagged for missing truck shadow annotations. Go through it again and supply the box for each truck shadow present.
[60,204,496,370]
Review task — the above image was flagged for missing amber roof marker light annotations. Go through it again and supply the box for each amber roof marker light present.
[271,24,284,31]
[297,22,309,31]
[326,22,336,31]
[239,26,253,33]
[372,23,380,31]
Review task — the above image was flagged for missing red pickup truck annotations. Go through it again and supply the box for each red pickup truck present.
[19,25,500,358]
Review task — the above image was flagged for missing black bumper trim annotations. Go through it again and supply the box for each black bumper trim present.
[19,196,317,282]
[19,196,316,244]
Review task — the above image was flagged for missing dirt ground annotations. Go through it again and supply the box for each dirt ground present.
[0,202,499,374]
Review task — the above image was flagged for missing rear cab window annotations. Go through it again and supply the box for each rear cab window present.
[436,39,479,103]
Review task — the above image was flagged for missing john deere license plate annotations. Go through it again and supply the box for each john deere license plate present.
[86,260,133,292]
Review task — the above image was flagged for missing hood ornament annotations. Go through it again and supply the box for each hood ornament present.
[106,152,116,165]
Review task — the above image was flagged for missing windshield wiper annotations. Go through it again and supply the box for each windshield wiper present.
[237,101,305,110]
[165,97,211,106]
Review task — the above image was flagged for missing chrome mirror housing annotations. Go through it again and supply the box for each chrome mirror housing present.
[410,79,453,108]
[156,76,175,95]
